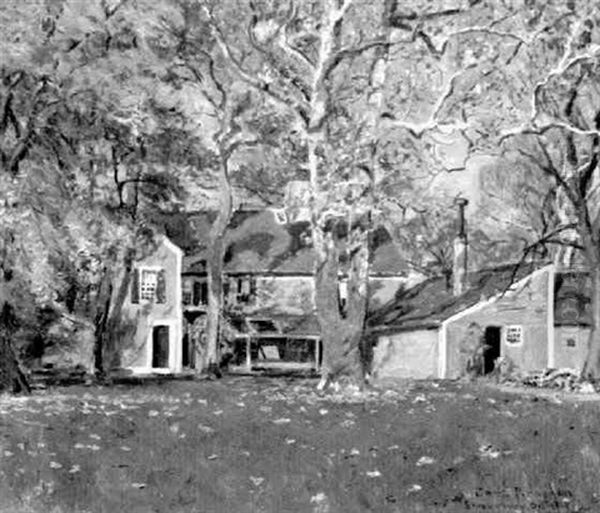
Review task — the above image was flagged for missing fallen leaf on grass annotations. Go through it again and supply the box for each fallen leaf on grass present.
[340,419,355,428]
[319,408,329,415]
[286,439,296,445]
[213,410,223,416]
[197,399,208,406]
[408,484,422,493]
[478,444,501,459]
[3,450,13,457]
[68,465,81,474]
[416,456,435,466]
[131,483,146,489]
[198,424,216,434]
[120,446,131,452]
[350,448,360,456]
[250,476,265,487]
[366,470,381,478]
[388,445,400,451]
[89,434,101,440]
[272,418,291,425]
[207,454,219,460]
[49,461,63,469]
[148,410,159,417]
[310,492,329,507]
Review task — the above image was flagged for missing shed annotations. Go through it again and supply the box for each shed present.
[368,263,554,379]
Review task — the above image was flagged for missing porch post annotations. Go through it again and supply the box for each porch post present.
[246,337,252,372]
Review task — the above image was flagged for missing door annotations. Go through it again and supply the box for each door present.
[152,325,170,368]
[483,326,501,374]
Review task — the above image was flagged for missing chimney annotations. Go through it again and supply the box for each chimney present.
[453,197,469,296]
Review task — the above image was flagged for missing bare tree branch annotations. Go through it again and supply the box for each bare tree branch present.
[201,2,309,125]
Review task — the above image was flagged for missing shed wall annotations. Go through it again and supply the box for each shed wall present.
[372,329,439,379]
[445,269,550,378]
[554,326,589,371]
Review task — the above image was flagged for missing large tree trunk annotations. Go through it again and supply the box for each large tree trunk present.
[0,302,30,394]
[93,249,135,379]
[93,267,113,378]
[313,222,370,389]
[202,157,232,374]
[582,265,600,380]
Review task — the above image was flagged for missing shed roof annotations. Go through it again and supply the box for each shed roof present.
[368,262,547,333]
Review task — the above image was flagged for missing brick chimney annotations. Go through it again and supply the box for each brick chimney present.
[453,197,469,296]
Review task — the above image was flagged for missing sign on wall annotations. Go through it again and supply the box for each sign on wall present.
[505,325,523,346]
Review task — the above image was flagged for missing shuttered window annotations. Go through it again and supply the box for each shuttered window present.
[134,267,167,303]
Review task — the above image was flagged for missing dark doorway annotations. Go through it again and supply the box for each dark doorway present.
[483,326,501,374]
[152,325,170,368]
[182,333,190,368]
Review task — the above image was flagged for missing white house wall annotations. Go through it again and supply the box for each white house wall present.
[121,239,183,374]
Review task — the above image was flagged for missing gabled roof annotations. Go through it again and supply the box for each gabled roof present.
[180,209,408,276]
[368,262,547,332]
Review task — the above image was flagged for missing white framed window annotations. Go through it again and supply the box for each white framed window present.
[504,325,523,346]
[140,269,159,300]
[132,266,166,304]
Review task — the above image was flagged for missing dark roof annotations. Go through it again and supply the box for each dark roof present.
[368,262,548,333]
[554,271,592,326]
[182,209,407,276]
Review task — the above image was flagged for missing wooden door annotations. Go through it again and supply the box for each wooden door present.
[152,325,170,368]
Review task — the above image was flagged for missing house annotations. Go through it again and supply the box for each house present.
[367,203,593,380]
[178,208,412,372]
[119,236,184,374]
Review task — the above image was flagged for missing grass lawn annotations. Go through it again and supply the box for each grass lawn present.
[1,377,600,513]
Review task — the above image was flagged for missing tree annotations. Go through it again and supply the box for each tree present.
[149,0,306,372]
[0,0,195,380]
[456,1,600,377]
[199,0,559,387]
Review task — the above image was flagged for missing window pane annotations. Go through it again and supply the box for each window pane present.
[141,270,158,300]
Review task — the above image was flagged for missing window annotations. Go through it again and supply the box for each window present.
[193,279,208,306]
[504,325,523,346]
[182,278,193,305]
[132,267,166,304]
[182,277,208,306]
[227,276,256,304]
[141,269,159,300]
